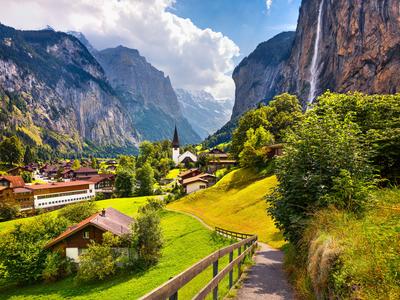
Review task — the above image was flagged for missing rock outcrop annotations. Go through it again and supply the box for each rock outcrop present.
[231,0,400,117]
[231,31,295,119]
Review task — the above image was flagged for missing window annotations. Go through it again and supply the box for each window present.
[199,185,206,189]
[83,231,90,239]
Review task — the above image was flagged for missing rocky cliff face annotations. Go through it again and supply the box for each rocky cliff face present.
[231,31,295,119]
[0,25,138,153]
[175,89,233,139]
[232,0,400,117]
[284,0,400,102]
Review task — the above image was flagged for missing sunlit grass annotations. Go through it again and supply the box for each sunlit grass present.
[169,168,285,248]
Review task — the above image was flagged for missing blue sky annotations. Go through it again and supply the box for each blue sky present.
[171,0,301,62]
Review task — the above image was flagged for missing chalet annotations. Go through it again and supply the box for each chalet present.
[182,173,216,194]
[73,167,98,180]
[206,148,229,160]
[87,174,115,195]
[207,159,237,173]
[45,207,133,262]
[178,168,202,182]
[0,176,26,209]
[265,144,284,158]
[7,166,35,176]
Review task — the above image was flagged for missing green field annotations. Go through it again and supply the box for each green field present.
[0,197,234,299]
[169,168,285,248]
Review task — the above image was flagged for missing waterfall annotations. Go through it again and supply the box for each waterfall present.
[308,0,324,103]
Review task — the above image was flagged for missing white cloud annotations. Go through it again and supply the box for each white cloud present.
[266,0,273,10]
[0,0,240,99]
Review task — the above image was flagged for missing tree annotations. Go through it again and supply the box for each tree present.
[132,204,163,267]
[239,126,275,168]
[71,159,81,171]
[23,145,35,164]
[0,202,19,221]
[76,232,122,282]
[115,170,135,197]
[21,171,32,183]
[91,157,98,169]
[135,162,155,196]
[0,135,24,165]
[231,93,302,159]
[117,155,135,172]
[137,141,155,166]
[159,158,173,178]
[267,109,374,244]
[58,201,97,223]
[0,216,68,283]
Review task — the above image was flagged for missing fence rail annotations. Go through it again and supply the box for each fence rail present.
[140,227,257,300]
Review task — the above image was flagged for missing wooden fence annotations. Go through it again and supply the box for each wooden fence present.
[140,227,257,300]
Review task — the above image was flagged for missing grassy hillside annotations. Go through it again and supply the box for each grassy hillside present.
[0,198,232,299]
[286,188,400,300]
[169,168,285,248]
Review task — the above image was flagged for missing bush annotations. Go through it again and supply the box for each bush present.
[0,216,69,284]
[58,201,97,223]
[0,202,19,221]
[267,109,374,243]
[76,232,122,282]
[132,205,163,267]
[42,251,75,282]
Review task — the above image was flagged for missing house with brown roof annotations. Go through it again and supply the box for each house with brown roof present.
[178,168,202,182]
[87,174,115,195]
[45,207,133,262]
[182,173,217,194]
[73,167,98,180]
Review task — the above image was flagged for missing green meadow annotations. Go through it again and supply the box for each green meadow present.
[0,197,234,299]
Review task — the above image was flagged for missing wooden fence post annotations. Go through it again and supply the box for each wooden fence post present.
[229,251,233,288]
[169,291,178,300]
[238,246,242,277]
[213,259,219,300]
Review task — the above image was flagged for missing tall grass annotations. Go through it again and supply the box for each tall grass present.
[285,188,400,299]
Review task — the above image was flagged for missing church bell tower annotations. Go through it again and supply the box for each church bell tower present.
[172,125,180,165]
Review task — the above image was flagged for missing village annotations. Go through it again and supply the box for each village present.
[0,127,250,216]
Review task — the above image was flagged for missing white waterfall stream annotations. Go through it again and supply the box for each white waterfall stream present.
[308,0,324,103]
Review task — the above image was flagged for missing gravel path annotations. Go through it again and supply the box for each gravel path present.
[235,242,294,300]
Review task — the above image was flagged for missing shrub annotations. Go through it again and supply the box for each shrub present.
[0,202,19,221]
[42,251,75,282]
[132,206,163,267]
[58,201,97,223]
[0,216,68,284]
[76,232,122,282]
[267,109,374,243]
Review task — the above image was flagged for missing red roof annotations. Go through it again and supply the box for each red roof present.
[0,176,25,188]
[25,180,92,190]
[45,207,133,249]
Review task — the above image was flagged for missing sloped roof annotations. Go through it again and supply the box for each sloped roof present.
[0,176,25,188]
[179,168,199,177]
[25,180,91,190]
[182,177,209,185]
[75,167,98,174]
[45,207,133,249]
[172,125,180,148]
[86,174,114,184]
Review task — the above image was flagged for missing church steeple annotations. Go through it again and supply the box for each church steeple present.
[172,125,180,149]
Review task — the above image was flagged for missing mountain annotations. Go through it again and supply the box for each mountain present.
[205,0,400,147]
[231,31,295,119]
[0,24,200,156]
[69,32,201,145]
[0,24,138,155]
[175,89,233,139]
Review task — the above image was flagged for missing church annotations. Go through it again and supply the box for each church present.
[172,126,197,166]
